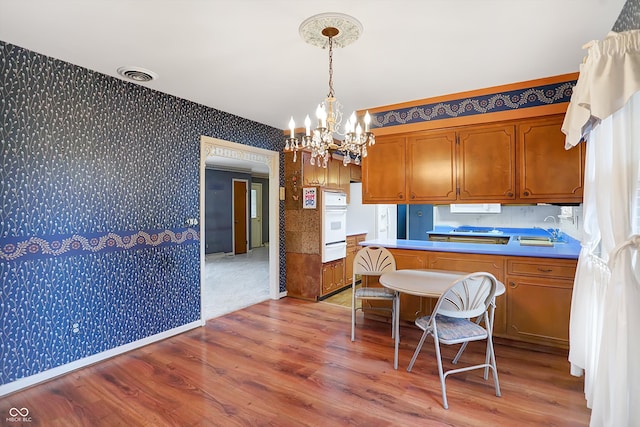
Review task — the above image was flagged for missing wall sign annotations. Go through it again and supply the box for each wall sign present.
[303,187,317,209]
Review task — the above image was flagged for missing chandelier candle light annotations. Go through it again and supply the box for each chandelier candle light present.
[285,13,375,168]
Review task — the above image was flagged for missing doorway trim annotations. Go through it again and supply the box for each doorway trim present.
[200,136,281,322]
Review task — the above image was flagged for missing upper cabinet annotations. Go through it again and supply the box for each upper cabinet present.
[407,130,457,202]
[362,114,584,204]
[517,115,584,203]
[458,124,516,202]
[362,135,406,202]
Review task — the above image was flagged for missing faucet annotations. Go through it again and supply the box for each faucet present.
[535,216,560,241]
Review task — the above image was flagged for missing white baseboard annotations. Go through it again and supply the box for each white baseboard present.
[0,320,202,397]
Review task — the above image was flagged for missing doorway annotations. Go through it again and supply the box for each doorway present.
[251,182,263,248]
[233,179,248,254]
[200,136,282,321]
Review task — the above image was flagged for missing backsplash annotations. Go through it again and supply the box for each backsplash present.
[434,204,582,239]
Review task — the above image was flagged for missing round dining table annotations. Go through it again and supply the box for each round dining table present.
[379,269,506,370]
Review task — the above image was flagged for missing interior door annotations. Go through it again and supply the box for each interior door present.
[233,179,248,254]
[251,183,263,248]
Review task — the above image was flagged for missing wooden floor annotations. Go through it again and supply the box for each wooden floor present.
[2,298,590,426]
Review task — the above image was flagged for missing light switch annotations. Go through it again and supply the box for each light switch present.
[279,186,285,200]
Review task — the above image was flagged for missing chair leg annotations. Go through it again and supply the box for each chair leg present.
[407,329,429,372]
[351,293,357,342]
[452,342,468,365]
[486,331,501,397]
[433,337,449,409]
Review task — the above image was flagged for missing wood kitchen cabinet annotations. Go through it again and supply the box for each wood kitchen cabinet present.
[427,251,507,336]
[505,257,576,348]
[458,124,516,201]
[517,115,585,203]
[349,163,362,182]
[364,124,516,203]
[362,135,406,202]
[407,130,457,202]
[363,116,583,204]
[302,151,327,186]
[322,258,346,295]
[362,246,575,349]
[345,233,367,284]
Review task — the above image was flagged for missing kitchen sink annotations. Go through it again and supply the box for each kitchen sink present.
[517,236,554,247]
[428,234,510,245]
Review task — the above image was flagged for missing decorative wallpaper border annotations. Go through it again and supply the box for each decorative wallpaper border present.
[371,80,576,129]
[0,227,199,262]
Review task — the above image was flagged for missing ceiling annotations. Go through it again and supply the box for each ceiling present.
[0,0,627,173]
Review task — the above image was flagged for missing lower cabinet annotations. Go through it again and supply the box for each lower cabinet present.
[345,234,367,284]
[322,258,345,295]
[382,248,575,349]
[505,257,576,348]
[286,253,347,300]
[428,251,506,337]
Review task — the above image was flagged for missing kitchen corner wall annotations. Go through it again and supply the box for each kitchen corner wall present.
[434,204,582,239]
[0,40,284,388]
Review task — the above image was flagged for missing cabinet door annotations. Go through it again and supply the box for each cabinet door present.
[428,251,506,336]
[349,163,362,182]
[518,116,585,202]
[321,259,346,296]
[407,130,457,202]
[458,124,516,201]
[327,157,341,188]
[362,135,406,203]
[506,276,573,348]
[333,258,345,289]
[345,237,356,285]
[321,262,334,295]
[302,152,327,186]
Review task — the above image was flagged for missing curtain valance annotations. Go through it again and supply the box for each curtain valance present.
[562,30,640,148]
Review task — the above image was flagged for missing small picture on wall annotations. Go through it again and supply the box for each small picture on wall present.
[303,187,317,209]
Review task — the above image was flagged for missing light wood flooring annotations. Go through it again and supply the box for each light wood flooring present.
[1,298,590,426]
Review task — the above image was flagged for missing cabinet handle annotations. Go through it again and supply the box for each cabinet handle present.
[411,192,416,199]
[398,193,404,200]
[507,192,514,197]
[523,191,529,196]
[509,281,517,288]
[537,267,553,273]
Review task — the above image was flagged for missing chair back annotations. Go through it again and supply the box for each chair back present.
[353,246,396,277]
[434,272,497,319]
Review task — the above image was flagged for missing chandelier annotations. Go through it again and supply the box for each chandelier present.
[285,13,375,168]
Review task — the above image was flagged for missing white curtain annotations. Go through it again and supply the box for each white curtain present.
[562,30,640,427]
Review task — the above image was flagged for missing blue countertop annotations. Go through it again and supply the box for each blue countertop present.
[360,226,581,259]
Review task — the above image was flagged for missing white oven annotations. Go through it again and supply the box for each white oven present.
[322,190,347,262]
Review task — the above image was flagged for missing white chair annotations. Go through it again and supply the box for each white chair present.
[407,272,501,409]
[351,246,398,342]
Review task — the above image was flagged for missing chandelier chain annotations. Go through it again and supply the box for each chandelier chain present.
[327,36,334,98]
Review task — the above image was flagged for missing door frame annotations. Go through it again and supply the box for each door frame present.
[250,182,263,248]
[199,136,282,322]
[232,178,249,254]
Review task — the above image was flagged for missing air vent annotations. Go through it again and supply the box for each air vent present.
[117,66,158,82]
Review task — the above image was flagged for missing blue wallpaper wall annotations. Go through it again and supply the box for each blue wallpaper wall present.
[613,0,639,31]
[0,40,284,386]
